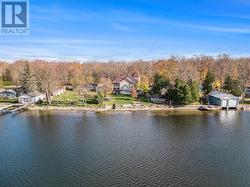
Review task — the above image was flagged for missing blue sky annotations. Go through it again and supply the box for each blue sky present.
[1,0,250,61]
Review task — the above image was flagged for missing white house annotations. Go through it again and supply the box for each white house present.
[18,92,45,104]
[112,73,140,94]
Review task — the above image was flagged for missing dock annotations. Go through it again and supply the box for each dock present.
[0,104,32,115]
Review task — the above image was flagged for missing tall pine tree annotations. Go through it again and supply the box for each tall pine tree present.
[223,75,242,96]
[20,63,36,94]
[202,70,215,94]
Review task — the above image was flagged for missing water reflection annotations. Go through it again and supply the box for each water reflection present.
[219,110,239,127]
[1,111,250,186]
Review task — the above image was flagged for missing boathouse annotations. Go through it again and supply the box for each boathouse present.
[208,91,240,109]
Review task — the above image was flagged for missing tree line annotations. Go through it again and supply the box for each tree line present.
[0,54,249,101]
[151,69,244,105]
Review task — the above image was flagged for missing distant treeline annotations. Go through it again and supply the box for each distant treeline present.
[0,54,249,90]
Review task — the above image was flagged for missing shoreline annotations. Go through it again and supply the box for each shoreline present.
[29,104,234,112]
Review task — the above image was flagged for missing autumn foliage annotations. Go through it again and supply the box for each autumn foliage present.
[0,55,249,93]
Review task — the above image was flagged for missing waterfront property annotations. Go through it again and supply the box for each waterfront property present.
[208,91,240,109]
[112,72,140,94]
[18,92,45,104]
[0,89,17,99]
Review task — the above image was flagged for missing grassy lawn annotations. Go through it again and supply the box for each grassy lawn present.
[48,91,150,107]
[49,90,98,106]
[106,94,133,105]
[0,98,18,103]
[241,98,250,104]
[52,90,83,101]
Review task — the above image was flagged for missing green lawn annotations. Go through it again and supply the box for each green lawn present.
[106,94,133,105]
[52,90,83,101]
[241,98,250,104]
[49,90,98,106]
[0,98,18,103]
[49,91,149,107]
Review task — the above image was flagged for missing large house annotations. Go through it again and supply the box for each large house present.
[112,73,140,94]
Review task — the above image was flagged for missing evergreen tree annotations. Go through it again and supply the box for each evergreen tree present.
[187,79,200,103]
[223,75,242,96]
[20,63,36,93]
[202,70,215,94]
[223,75,233,92]
[151,73,170,95]
[2,68,12,86]
[169,79,193,105]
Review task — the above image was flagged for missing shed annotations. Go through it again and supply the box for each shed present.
[208,91,240,109]
[0,89,17,99]
[52,87,65,96]
[18,92,45,104]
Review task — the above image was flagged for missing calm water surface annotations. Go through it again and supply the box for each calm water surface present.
[0,110,250,186]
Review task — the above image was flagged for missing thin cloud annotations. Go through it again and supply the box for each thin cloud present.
[32,6,250,34]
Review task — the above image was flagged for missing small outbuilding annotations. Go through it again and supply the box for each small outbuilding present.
[52,87,65,96]
[208,91,240,109]
[0,89,17,99]
[18,92,45,104]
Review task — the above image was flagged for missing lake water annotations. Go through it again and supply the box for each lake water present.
[0,110,250,186]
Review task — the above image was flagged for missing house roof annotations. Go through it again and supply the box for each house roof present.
[209,91,239,100]
[112,74,138,84]
[20,92,44,98]
[0,89,16,94]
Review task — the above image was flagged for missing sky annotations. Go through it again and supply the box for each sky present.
[1,0,250,62]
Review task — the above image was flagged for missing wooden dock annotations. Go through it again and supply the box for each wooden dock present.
[0,105,16,114]
[0,104,32,115]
